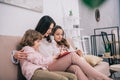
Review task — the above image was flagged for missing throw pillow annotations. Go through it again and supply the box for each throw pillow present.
[83,55,103,66]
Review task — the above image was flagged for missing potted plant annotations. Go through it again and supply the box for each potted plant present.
[104,43,111,57]
[101,31,111,57]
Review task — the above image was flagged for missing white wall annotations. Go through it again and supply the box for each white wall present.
[77,0,120,54]
[79,0,120,36]
[0,0,79,36]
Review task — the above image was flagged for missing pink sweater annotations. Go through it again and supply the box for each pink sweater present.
[20,46,53,80]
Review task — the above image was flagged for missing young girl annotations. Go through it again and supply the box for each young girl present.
[48,25,112,80]
[19,29,77,80]
[51,25,83,57]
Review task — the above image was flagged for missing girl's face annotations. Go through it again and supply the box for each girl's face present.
[54,29,63,42]
[44,23,54,37]
[33,39,41,50]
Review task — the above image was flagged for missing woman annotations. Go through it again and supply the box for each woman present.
[48,25,112,80]
[11,15,77,80]
[18,29,77,80]
[12,15,56,62]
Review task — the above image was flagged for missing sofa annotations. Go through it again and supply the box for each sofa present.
[0,35,111,80]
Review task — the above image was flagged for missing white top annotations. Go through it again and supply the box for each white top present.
[38,37,57,57]
[11,50,19,64]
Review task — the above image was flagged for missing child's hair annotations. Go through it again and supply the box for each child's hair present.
[52,25,70,48]
[20,29,42,48]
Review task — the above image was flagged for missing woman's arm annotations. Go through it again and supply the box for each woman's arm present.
[11,50,19,64]
[11,50,27,64]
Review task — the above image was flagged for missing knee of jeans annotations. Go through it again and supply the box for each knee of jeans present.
[59,76,68,80]
[68,73,77,80]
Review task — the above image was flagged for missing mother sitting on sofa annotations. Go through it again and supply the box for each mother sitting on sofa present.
[12,15,78,80]
[11,15,111,80]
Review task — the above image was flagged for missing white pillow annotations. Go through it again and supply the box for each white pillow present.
[83,55,103,66]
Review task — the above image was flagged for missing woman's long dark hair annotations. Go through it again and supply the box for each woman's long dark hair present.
[35,15,56,43]
[52,25,70,48]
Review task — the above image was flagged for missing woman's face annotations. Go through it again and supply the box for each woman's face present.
[44,23,54,37]
[54,29,63,42]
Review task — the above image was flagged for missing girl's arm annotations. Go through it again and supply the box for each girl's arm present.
[23,46,53,65]
[68,43,83,56]
[75,49,83,56]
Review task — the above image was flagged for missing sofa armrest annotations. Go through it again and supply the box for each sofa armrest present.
[0,35,21,80]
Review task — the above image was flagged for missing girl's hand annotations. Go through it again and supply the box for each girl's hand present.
[14,50,27,60]
[76,50,83,56]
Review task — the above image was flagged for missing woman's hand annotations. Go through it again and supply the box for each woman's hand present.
[14,50,27,60]
[76,50,83,56]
